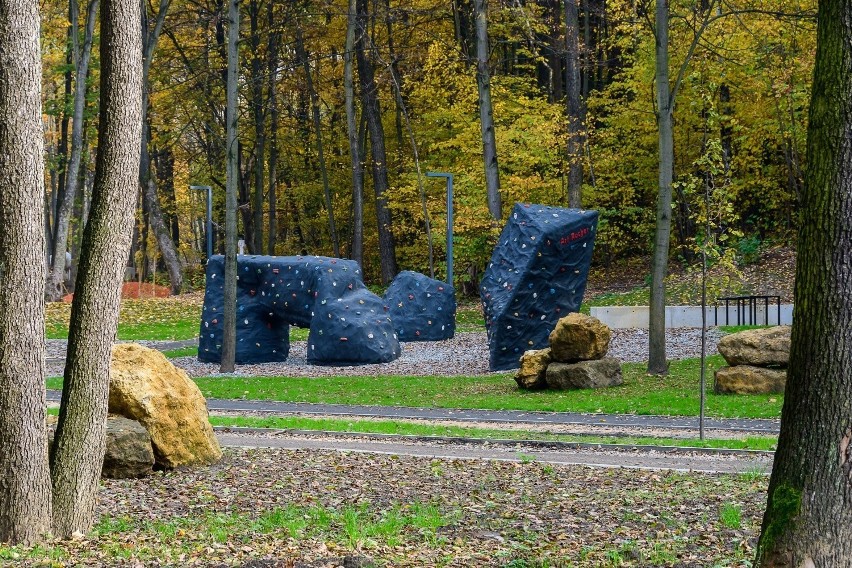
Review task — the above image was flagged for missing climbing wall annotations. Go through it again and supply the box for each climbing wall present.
[480,204,599,371]
[198,255,401,365]
[384,271,456,341]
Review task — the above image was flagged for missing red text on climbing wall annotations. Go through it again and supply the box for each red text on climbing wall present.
[559,226,590,246]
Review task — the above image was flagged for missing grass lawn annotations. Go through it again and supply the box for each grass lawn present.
[210,415,778,451]
[185,355,782,419]
[46,297,203,341]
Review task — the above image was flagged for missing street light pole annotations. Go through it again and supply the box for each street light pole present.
[190,185,213,259]
[425,172,454,285]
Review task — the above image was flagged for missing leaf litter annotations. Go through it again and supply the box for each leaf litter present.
[4,448,767,567]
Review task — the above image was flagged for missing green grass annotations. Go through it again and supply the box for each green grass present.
[187,355,782,419]
[719,503,743,529]
[719,325,770,334]
[580,288,651,313]
[162,345,199,358]
[209,415,778,451]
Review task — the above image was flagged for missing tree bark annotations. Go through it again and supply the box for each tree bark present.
[249,0,265,255]
[0,0,53,543]
[756,2,852,565]
[139,0,181,294]
[46,0,98,302]
[50,0,142,537]
[473,0,502,221]
[355,0,398,283]
[295,23,339,257]
[565,0,583,208]
[266,0,279,256]
[220,0,239,373]
[345,0,364,267]
[647,0,673,375]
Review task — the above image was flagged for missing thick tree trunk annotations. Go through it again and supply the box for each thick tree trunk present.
[0,0,53,543]
[647,0,672,375]
[50,0,142,537]
[473,0,501,221]
[295,24,339,257]
[355,0,398,283]
[345,0,364,267]
[565,0,583,208]
[756,2,852,565]
[249,0,265,254]
[266,0,279,256]
[220,0,239,373]
[46,0,97,302]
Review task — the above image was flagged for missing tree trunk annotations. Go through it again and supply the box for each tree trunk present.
[756,2,852,565]
[355,0,398,283]
[139,0,181,294]
[473,0,501,221]
[565,0,583,208]
[46,0,98,302]
[0,0,53,543]
[345,0,364,267]
[50,0,142,537]
[295,23,339,257]
[220,0,239,373]
[249,0,265,255]
[266,0,279,256]
[647,0,672,375]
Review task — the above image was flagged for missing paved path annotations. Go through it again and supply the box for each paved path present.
[45,390,780,433]
[200,398,780,434]
[216,431,774,474]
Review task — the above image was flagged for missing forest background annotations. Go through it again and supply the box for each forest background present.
[40,0,816,294]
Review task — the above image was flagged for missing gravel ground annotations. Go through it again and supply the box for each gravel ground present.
[45,328,723,378]
[172,327,723,378]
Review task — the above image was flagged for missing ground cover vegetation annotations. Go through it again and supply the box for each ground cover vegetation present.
[185,355,782,419]
[0,448,768,566]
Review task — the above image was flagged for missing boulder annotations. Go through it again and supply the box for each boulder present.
[514,348,552,390]
[548,313,611,362]
[714,365,787,395]
[102,416,155,478]
[47,416,155,479]
[717,326,791,367]
[110,343,222,468]
[545,357,622,390]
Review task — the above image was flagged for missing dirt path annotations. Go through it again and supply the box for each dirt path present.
[216,430,774,474]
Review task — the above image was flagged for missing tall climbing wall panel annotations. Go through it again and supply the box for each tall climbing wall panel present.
[480,204,599,371]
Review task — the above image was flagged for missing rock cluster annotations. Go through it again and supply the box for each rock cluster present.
[49,344,223,479]
[714,326,790,394]
[515,313,622,390]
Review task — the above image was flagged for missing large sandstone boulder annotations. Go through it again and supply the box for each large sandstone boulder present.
[548,313,611,362]
[110,343,222,468]
[47,416,155,479]
[717,326,791,367]
[545,357,622,390]
[515,348,552,390]
[714,365,787,395]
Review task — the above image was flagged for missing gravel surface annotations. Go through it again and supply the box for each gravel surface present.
[172,327,722,378]
[45,328,723,378]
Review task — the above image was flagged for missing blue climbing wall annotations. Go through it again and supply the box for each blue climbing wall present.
[198,255,401,365]
[384,271,456,341]
[480,204,599,371]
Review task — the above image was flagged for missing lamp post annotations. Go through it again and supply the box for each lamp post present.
[190,185,213,259]
[425,172,453,285]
